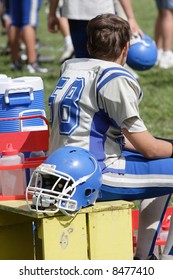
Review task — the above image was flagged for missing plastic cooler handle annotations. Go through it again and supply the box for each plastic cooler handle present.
[0,115,49,126]
[19,109,48,131]
[4,86,34,105]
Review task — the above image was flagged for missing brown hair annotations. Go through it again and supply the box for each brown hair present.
[87,13,131,61]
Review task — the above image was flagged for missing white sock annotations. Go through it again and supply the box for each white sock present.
[64,35,73,48]
[157,48,163,59]
[162,50,172,57]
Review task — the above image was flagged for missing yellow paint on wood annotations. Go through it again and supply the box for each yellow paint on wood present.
[39,214,88,260]
[88,207,133,260]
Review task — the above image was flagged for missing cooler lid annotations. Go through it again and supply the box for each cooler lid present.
[0,77,13,93]
[13,76,44,91]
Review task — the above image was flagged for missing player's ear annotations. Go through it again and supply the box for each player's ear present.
[123,42,130,58]
[87,43,91,56]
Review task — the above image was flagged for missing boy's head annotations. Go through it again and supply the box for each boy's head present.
[87,13,131,63]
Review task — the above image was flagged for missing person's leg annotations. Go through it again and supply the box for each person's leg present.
[158,9,173,68]
[22,24,37,64]
[21,0,40,64]
[161,213,173,259]
[154,0,163,47]
[45,1,74,63]
[159,9,173,52]
[154,12,162,49]
[100,151,173,259]
[8,0,22,69]
[22,25,37,64]
[9,24,23,70]
[68,19,90,58]
[22,0,48,73]
[154,0,173,68]
[9,25,20,62]
[154,12,163,65]
[134,195,171,260]
[58,17,74,63]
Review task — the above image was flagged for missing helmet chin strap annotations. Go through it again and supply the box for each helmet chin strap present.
[60,208,78,217]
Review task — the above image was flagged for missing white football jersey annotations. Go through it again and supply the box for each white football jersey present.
[49,58,147,173]
[61,0,115,20]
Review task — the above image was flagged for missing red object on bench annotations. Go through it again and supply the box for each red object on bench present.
[132,206,173,248]
[0,115,49,200]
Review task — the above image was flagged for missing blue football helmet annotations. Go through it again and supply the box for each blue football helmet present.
[127,33,158,71]
[26,146,102,215]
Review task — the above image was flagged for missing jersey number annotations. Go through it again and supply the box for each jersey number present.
[58,77,85,135]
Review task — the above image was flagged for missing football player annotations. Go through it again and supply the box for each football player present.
[49,14,173,260]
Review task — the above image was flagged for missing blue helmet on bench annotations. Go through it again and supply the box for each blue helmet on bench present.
[26,146,102,215]
[127,33,158,71]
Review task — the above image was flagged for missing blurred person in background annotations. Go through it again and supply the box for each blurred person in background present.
[0,0,11,55]
[47,0,142,58]
[45,0,74,64]
[9,0,49,73]
[154,0,173,69]
[57,16,74,64]
[114,0,141,79]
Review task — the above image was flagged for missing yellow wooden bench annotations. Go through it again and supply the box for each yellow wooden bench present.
[0,199,133,260]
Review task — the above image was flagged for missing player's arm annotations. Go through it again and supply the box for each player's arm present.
[122,128,173,159]
[119,0,143,36]
[47,0,60,33]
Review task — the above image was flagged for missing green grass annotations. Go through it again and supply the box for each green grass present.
[0,1,173,138]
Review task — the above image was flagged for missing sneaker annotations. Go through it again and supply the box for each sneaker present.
[10,60,22,71]
[20,51,28,62]
[134,254,158,260]
[159,51,173,69]
[26,61,49,73]
[59,44,74,64]
[147,254,158,260]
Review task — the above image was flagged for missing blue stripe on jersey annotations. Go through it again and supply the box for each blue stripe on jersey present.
[97,66,136,84]
[89,110,110,171]
[97,67,142,100]
[89,109,123,171]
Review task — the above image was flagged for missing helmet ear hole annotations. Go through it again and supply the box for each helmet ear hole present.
[85,188,96,197]
[85,189,92,197]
